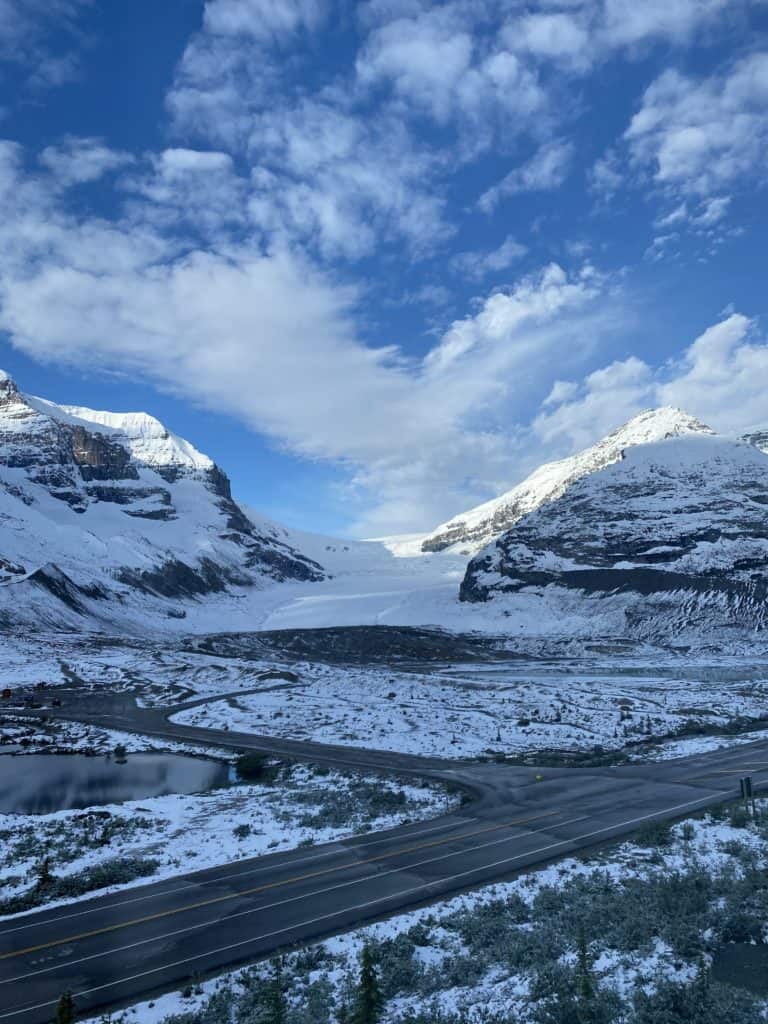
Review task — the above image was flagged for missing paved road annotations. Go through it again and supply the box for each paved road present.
[2,691,767,1023]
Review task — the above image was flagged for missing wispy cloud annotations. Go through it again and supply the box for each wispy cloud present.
[479,140,574,212]
[0,0,92,90]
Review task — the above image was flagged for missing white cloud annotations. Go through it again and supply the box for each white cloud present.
[356,6,547,143]
[598,0,732,48]
[501,0,742,72]
[0,0,90,89]
[644,232,679,262]
[450,235,527,280]
[543,379,579,406]
[479,139,574,211]
[39,136,132,186]
[167,4,456,259]
[655,201,688,227]
[423,263,603,376]
[507,11,591,69]
[124,148,249,241]
[625,52,768,196]
[531,312,768,454]
[533,353,654,449]
[164,0,760,269]
[202,0,326,40]
[244,100,452,259]
[657,313,768,431]
[356,11,474,123]
[589,148,624,199]
[692,195,731,227]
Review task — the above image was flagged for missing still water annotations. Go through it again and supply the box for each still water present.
[0,753,229,815]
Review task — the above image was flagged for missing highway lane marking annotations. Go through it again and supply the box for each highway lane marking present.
[0,814,480,938]
[0,813,589,994]
[0,811,557,964]
[0,791,728,1017]
[673,767,768,781]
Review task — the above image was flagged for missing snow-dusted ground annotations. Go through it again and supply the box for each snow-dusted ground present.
[85,800,768,1024]
[172,660,768,760]
[3,631,768,761]
[630,728,768,763]
[0,760,458,921]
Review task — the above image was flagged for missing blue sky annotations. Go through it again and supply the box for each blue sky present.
[1,0,766,536]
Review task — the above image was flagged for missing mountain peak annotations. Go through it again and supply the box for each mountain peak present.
[421,405,714,555]
[0,369,19,393]
[460,427,768,640]
[609,406,713,445]
[60,405,215,474]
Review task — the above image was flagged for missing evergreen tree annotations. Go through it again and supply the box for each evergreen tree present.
[265,956,288,1024]
[36,855,54,889]
[575,927,595,1006]
[351,943,383,1024]
[55,991,76,1024]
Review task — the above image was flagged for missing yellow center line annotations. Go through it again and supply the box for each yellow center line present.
[1,810,557,963]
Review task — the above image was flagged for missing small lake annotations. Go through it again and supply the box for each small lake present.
[0,753,230,815]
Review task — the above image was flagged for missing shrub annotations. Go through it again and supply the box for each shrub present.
[235,753,279,783]
[634,819,673,847]
[0,856,159,915]
[729,805,750,829]
[632,978,763,1024]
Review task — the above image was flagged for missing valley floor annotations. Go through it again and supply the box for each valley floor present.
[4,631,768,762]
[170,659,768,760]
[4,624,768,1024]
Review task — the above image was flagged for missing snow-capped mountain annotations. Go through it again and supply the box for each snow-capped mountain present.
[460,424,768,641]
[0,371,323,630]
[421,408,713,554]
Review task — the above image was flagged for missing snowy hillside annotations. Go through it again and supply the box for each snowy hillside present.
[421,408,713,554]
[461,430,768,641]
[0,372,323,630]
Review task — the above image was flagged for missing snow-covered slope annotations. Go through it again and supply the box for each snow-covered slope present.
[460,429,768,641]
[422,408,713,554]
[0,372,323,630]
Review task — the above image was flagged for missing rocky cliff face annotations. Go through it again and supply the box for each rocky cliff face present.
[422,408,713,554]
[460,428,768,641]
[743,430,768,455]
[0,371,324,630]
